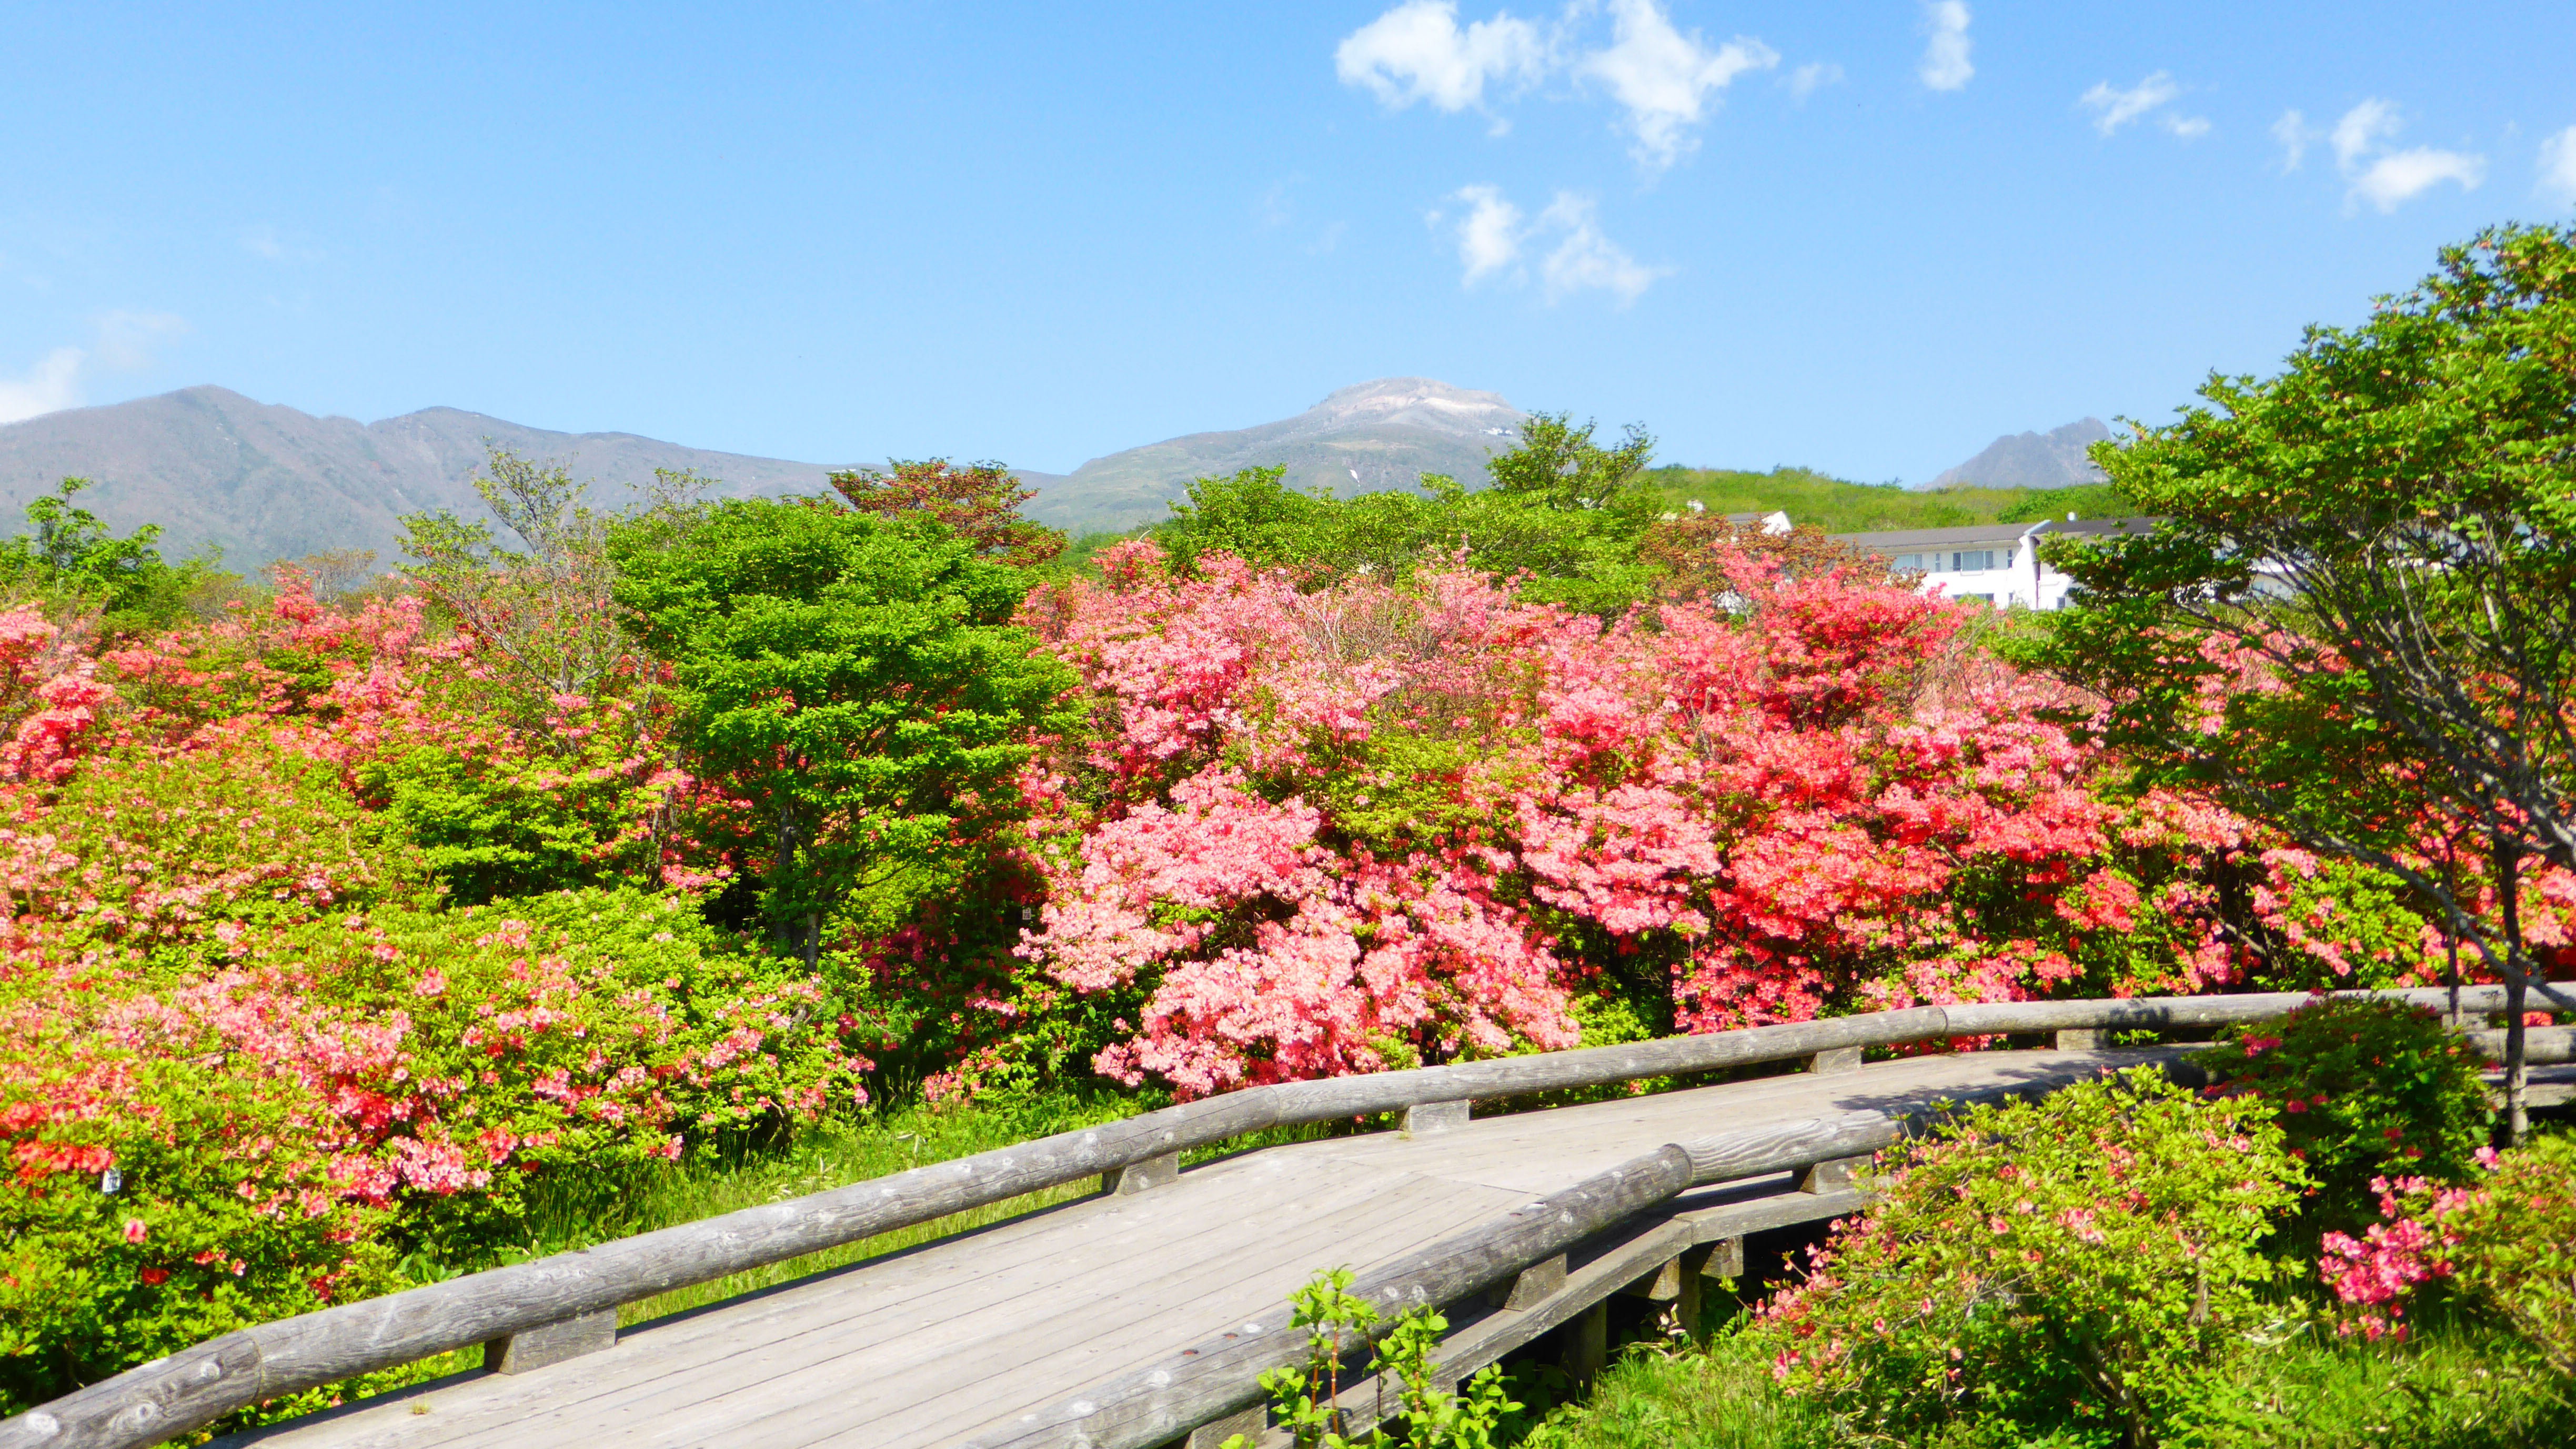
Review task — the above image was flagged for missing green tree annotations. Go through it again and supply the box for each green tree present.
[609,497,1075,963]
[1484,412,1654,510]
[830,458,1066,569]
[398,447,637,737]
[2021,224,2576,1138]
[0,477,213,633]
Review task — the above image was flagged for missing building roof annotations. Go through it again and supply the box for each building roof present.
[1828,522,2039,549]
[1828,516,2164,551]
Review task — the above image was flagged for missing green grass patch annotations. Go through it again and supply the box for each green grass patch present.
[1507,1310,2573,1449]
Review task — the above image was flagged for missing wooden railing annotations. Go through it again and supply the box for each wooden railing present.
[3,983,2565,1449]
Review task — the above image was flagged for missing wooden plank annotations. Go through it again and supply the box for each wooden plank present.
[221,1166,1443,1449]
[470,1174,1481,1449]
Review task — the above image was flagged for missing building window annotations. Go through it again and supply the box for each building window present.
[1889,553,1922,573]
[1950,549,1996,571]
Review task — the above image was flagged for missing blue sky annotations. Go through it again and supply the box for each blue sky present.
[4,2,2571,484]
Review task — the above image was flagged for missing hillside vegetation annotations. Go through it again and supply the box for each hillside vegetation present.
[1633,464,2129,531]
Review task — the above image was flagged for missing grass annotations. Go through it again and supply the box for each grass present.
[1502,1310,2574,1449]
[1633,466,2127,535]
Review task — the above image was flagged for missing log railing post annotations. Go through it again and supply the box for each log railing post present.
[1806,1046,1862,1073]
[1501,1254,1567,1310]
[484,1310,616,1374]
[1102,1152,1181,1195]
[2052,1029,2099,1051]
[1400,1100,1470,1135]
[1800,1155,1868,1194]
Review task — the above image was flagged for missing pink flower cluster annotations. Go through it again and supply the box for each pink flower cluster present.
[1014,543,2257,1095]
[2317,1169,2488,1340]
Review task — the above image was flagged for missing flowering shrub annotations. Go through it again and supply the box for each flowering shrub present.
[2194,997,2490,1237]
[2320,1133,2576,1371]
[1011,541,2342,1097]
[1742,1069,2302,1448]
[0,887,870,1416]
[0,574,863,1418]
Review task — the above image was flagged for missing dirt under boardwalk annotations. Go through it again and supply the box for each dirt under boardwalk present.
[224,1047,2169,1449]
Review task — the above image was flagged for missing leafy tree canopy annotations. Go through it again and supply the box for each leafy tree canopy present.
[608,497,1076,960]
[830,458,1066,569]
[0,478,213,635]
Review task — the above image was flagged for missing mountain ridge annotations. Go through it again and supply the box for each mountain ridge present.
[0,378,1533,566]
[1930,417,2112,490]
[0,386,843,567]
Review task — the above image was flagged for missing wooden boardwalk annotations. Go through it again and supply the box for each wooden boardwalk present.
[223,1045,2177,1449]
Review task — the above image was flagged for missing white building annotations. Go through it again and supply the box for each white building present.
[1828,517,2158,611]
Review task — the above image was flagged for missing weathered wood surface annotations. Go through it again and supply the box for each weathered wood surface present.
[194,1046,2174,1449]
[8,984,2561,1449]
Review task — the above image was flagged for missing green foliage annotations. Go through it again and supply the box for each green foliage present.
[1487,413,1654,511]
[1153,462,1662,612]
[1228,1266,1519,1449]
[28,739,435,955]
[831,458,1067,568]
[1744,1069,2306,1448]
[2015,225,2576,1051]
[609,496,1077,958]
[0,477,213,636]
[1512,1335,1840,1449]
[357,717,691,905]
[2443,1131,2576,1375]
[1632,466,2121,535]
[2195,998,2492,1239]
[1531,1311,2572,1449]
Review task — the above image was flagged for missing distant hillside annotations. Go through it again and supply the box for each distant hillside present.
[1021,377,1524,536]
[0,386,846,568]
[1930,418,2112,490]
[1638,465,2124,534]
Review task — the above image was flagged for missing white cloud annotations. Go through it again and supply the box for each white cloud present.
[2538,126,2576,208]
[1336,2,1548,116]
[2078,73,2179,136]
[0,310,188,426]
[2077,72,2207,140]
[1787,62,1843,103]
[1574,0,1777,172]
[1445,184,1526,284]
[2272,109,2320,169]
[1917,1,1973,93]
[2310,99,2484,213]
[2331,98,2400,172]
[0,348,86,426]
[1537,193,1668,304]
[2349,147,2487,213]
[1435,185,1666,304]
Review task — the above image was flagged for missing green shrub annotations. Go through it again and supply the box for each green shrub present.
[1740,1068,2305,1448]
[2194,997,2490,1238]
[2430,1132,2576,1376]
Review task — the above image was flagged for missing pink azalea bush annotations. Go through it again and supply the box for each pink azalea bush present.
[0,583,867,1417]
[2193,996,2493,1236]
[2319,1134,2576,1371]
[1005,542,2466,1098]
